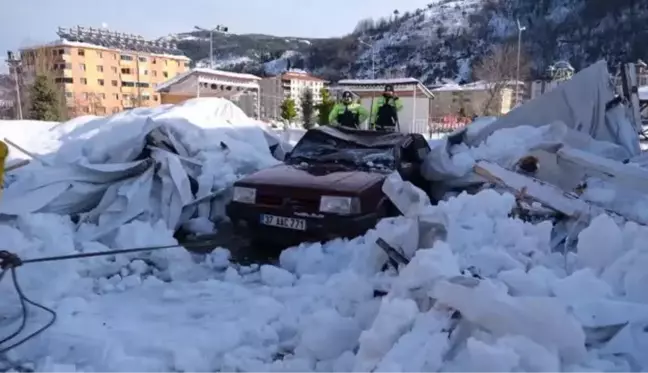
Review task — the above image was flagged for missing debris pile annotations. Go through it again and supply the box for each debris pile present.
[354,59,648,370]
[0,98,288,240]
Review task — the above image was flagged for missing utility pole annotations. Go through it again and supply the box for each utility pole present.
[359,39,375,79]
[515,19,526,107]
[5,51,23,120]
[195,24,229,68]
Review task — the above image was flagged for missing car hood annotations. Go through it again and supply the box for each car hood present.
[238,164,386,193]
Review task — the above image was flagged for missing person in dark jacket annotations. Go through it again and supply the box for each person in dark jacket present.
[328,90,369,130]
[370,84,403,131]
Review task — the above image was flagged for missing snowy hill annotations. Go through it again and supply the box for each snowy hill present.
[162,31,316,77]
[167,0,648,84]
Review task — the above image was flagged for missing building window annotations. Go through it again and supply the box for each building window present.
[120,54,133,61]
[176,61,180,67]
[79,63,86,71]
[78,49,85,56]
[65,92,73,98]
[98,79,104,86]
[163,71,168,78]
[97,51,103,58]
[100,93,106,99]
[82,92,89,99]
[164,60,168,66]
[121,68,131,74]
[138,57,146,62]
[113,54,117,60]
[113,93,119,99]
[111,80,118,87]
[121,81,135,87]
[97,65,103,72]
[153,95,158,101]
[80,78,87,85]
[152,71,157,77]
[143,70,148,75]
[184,62,190,67]
[55,77,73,84]
[136,82,150,88]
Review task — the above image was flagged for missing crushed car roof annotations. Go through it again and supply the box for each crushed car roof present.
[310,126,419,147]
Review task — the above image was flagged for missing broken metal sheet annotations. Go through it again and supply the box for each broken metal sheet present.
[467,60,641,157]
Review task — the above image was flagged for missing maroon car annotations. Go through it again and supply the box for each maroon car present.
[226,126,431,246]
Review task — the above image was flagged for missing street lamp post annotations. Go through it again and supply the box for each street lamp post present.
[359,40,375,79]
[515,19,526,106]
[5,51,23,120]
[194,24,229,69]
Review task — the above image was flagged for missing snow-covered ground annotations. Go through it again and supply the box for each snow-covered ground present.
[1,98,648,371]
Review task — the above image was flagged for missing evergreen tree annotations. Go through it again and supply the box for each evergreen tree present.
[280,97,297,122]
[29,75,61,121]
[300,89,315,129]
[316,88,335,126]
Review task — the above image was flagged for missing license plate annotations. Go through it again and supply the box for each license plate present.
[260,214,306,231]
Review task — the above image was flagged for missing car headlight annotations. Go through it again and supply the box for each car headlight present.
[319,196,360,215]
[232,186,256,204]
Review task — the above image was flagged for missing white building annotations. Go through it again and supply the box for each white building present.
[332,78,435,134]
[156,67,261,118]
[259,70,326,120]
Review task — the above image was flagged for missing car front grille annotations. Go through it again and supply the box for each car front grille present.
[257,194,319,211]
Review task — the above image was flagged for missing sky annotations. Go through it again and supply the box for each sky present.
[0,0,435,73]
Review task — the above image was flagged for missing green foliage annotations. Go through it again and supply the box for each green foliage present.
[300,89,315,129]
[280,98,297,122]
[316,88,335,126]
[29,75,61,121]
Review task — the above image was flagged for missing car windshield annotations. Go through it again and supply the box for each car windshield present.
[288,132,396,171]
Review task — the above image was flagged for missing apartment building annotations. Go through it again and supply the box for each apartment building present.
[430,81,515,118]
[19,26,190,117]
[156,67,261,118]
[259,70,326,120]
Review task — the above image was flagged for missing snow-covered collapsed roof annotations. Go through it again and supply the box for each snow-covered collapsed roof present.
[3,71,648,370]
[335,78,434,98]
[156,68,262,92]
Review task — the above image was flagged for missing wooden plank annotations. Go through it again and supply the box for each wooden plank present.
[474,161,594,218]
[557,147,648,194]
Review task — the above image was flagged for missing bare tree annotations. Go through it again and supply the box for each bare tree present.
[473,43,531,115]
[69,92,106,116]
[87,92,105,115]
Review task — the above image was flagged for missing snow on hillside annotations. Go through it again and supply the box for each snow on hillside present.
[263,50,300,76]
[353,0,482,82]
[196,55,254,69]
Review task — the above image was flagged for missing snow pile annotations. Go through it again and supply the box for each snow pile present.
[0,98,283,238]
[2,184,647,371]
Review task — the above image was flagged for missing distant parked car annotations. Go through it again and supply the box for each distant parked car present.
[226,126,432,247]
